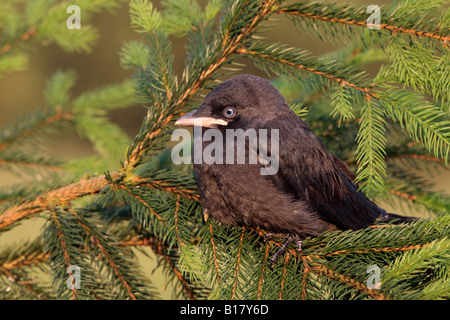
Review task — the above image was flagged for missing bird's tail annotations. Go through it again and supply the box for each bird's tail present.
[384,212,417,224]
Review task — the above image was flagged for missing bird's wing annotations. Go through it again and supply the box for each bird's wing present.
[194,164,239,226]
[263,115,382,230]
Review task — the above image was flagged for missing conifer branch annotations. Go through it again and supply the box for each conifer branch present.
[284,245,388,299]
[309,261,389,300]
[0,173,199,231]
[300,255,309,300]
[236,47,374,98]
[162,253,195,300]
[390,190,417,201]
[231,227,246,300]
[1,236,168,272]
[256,243,270,300]
[48,209,78,300]
[0,173,118,230]
[121,233,205,299]
[208,222,221,282]
[112,183,167,226]
[277,6,450,46]
[139,180,200,202]
[0,110,72,153]
[69,209,138,300]
[174,195,185,247]
[279,253,290,300]
[323,243,429,257]
[0,252,50,272]
[120,237,165,251]
[388,153,446,163]
[0,267,49,299]
[0,158,62,171]
[0,27,36,56]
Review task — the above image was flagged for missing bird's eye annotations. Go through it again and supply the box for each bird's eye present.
[223,107,236,118]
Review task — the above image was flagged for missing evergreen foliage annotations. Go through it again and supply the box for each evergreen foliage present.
[0,0,449,300]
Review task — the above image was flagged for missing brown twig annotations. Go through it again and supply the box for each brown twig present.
[390,190,417,201]
[231,227,245,300]
[209,222,221,283]
[307,259,389,300]
[256,243,270,300]
[0,252,50,271]
[162,253,195,300]
[49,209,77,300]
[0,159,62,171]
[277,8,450,46]
[391,154,446,163]
[141,182,200,202]
[0,268,48,299]
[253,228,435,300]
[324,243,429,257]
[279,253,290,300]
[67,208,138,300]
[174,195,185,247]
[236,47,374,100]
[0,111,73,153]
[113,183,167,226]
[300,255,310,300]
[0,27,36,56]
[0,173,118,230]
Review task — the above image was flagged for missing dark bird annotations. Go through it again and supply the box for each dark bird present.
[175,74,414,266]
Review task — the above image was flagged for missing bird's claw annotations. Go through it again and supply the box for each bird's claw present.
[295,237,303,253]
[265,233,303,268]
[264,232,290,242]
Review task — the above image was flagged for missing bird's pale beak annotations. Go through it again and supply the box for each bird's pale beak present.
[175,110,228,128]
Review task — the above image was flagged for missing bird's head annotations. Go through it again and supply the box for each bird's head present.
[175,74,289,130]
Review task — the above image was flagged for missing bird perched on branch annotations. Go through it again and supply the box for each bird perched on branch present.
[175,74,414,267]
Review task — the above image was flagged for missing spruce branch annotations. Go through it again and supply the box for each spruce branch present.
[0,251,49,273]
[0,27,36,56]
[161,251,195,299]
[46,208,81,300]
[0,267,51,299]
[68,209,139,300]
[0,173,118,230]
[306,257,389,300]
[0,51,29,77]
[354,99,387,192]
[277,1,450,46]
[235,46,373,98]
[0,170,201,232]
[0,155,62,172]
[231,227,246,300]
[378,90,450,164]
[0,110,73,153]
[110,182,168,227]
[0,0,124,59]
[208,222,222,283]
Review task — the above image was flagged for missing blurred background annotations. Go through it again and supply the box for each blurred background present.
[0,0,448,298]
